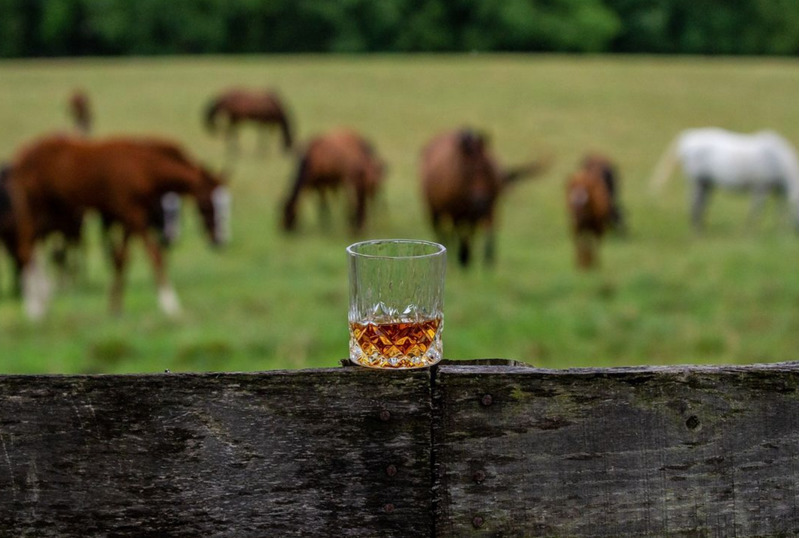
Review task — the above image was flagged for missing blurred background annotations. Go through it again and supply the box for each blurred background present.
[0,0,797,374]
[0,0,797,56]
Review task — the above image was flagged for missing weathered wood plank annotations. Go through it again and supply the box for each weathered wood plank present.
[433,362,798,537]
[0,369,433,537]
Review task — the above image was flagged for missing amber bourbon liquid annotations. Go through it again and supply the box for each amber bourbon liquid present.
[349,317,443,369]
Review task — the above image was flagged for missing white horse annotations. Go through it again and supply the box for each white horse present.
[649,128,798,231]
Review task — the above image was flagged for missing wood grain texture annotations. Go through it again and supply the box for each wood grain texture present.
[0,362,796,537]
[433,362,798,537]
[0,368,433,537]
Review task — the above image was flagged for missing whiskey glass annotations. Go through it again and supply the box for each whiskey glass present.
[347,239,446,369]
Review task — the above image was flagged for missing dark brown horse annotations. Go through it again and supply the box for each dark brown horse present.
[282,128,385,234]
[0,163,22,296]
[205,88,293,158]
[580,152,626,234]
[5,135,230,319]
[68,89,92,136]
[420,128,551,267]
[566,163,612,270]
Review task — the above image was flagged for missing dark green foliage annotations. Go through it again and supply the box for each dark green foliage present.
[0,0,796,57]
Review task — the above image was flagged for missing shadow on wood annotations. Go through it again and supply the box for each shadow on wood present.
[0,361,796,537]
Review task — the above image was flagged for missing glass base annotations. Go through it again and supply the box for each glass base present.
[349,353,442,369]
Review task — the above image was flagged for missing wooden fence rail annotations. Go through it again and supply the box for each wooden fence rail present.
[0,360,797,537]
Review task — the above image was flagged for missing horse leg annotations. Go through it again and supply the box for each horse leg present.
[456,224,473,267]
[20,250,51,320]
[107,228,130,316]
[225,122,240,161]
[483,220,496,267]
[317,188,332,231]
[575,233,594,270]
[257,126,270,157]
[14,211,51,320]
[142,231,182,318]
[747,187,769,229]
[429,209,446,245]
[690,177,712,232]
[352,182,368,233]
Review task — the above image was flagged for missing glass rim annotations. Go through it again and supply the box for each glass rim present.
[346,238,446,260]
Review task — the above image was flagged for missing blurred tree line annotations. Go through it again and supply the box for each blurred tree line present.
[0,0,797,58]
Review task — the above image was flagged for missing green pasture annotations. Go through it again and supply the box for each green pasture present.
[0,54,797,374]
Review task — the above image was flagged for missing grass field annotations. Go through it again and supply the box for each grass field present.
[0,54,797,374]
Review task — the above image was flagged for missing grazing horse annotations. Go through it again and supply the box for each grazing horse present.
[282,128,385,234]
[5,135,230,320]
[1,151,185,299]
[205,88,294,159]
[566,164,612,270]
[580,153,626,234]
[68,89,92,136]
[420,128,551,267]
[649,128,799,231]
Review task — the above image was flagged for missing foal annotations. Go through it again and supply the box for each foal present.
[580,153,626,235]
[566,164,612,269]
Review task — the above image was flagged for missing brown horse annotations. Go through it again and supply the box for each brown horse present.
[205,88,293,159]
[5,135,230,319]
[566,163,612,270]
[580,153,626,234]
[68,89,92,136]
[420,128,551,267]
[282,128,385,234]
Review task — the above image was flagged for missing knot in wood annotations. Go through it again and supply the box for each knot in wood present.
[685,415,701,430]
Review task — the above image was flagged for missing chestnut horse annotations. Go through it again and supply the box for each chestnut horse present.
[6,135,230,319]
[282,128,385,234]
[566,162,612,270]
[68,89,92,136]
[205,88,294,159]
[1,150,185,299]
[420,128,551,267]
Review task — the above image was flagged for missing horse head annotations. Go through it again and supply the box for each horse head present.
[457,128,488,158]
[195,166,231,247]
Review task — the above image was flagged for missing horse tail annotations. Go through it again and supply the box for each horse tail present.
[648,134,681,194]
[282,153,310,231]
[502,151,554,186]
[204,97,223,134]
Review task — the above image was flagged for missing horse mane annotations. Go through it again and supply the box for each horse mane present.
[267,92,294,150]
